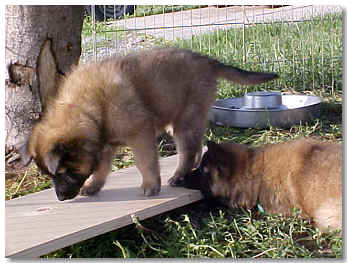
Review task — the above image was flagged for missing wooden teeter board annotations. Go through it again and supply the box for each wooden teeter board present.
[5,154,202,257]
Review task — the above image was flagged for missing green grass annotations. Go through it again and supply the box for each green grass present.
[82,15,111,37]
[81,15,127,56]
[44,204,342,258]
[174,13,342,98]
[6,11,342,259]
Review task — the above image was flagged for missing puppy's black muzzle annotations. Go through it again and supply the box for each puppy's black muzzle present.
[178,167,213,198]
[52,173,87,201]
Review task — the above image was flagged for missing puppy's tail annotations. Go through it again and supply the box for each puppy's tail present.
[214,61,278,85]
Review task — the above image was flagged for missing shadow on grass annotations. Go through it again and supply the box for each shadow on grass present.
[319,101,342,124]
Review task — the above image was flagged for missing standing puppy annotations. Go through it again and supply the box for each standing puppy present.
[180,139,342,232]
[22,48,277,201]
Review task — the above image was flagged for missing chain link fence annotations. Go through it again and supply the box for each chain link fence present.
[81,5,342,94]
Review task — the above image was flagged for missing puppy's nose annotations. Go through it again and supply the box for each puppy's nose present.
[56,192,67,201]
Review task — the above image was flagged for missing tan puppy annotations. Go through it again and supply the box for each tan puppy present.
[180,139,342,232]
[22,47,277,201]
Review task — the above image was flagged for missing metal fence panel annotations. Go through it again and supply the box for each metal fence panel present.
[81,5,342,94]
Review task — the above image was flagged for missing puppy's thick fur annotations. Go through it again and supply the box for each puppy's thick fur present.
[181,139,342,232]
[23,47,277,201]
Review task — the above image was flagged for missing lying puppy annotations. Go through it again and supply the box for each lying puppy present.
[179,139,342,232]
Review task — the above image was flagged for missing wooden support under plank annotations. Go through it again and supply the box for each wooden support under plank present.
[5,154,203,258]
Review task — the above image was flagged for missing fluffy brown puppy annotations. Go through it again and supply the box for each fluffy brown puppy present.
[180,139,342,232]
[22,47,277,201]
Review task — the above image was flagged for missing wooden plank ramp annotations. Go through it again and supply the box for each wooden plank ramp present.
[5,154,203,258]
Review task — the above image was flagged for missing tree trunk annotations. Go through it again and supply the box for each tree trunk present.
[5,5,85,171]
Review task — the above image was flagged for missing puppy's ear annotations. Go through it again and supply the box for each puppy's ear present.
[206,141,227,165]
[206,141,218,151]
[44,147,62,175]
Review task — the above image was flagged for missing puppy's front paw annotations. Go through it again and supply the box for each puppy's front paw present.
[142,179,161,196]
[80,180,104,196]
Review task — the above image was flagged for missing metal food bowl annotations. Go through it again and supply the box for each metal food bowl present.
[243,91,283,109]
[209,91,322,128]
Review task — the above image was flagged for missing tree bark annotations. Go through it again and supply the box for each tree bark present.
[5,5,85,171]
